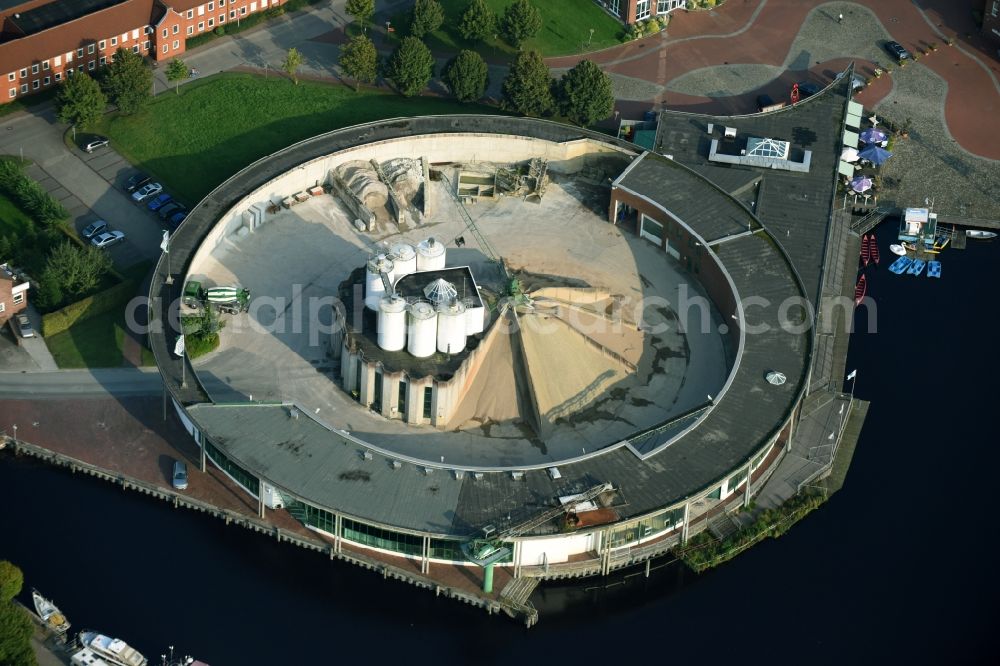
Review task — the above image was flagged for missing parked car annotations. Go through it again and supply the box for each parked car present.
[131,182,162,202]
[81,219,108,239]
[15,313,34,338]
[125,172,150,193]
[168,210,188,228]
[796,82,821,98]
[147,193,173,211]
[885,40,910,61]
[91,230,126,248]
[172,460,189,491]
[84,136,109,153]
[158,202,185,220]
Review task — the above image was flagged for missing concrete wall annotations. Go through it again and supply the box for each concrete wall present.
[518,531,598,566]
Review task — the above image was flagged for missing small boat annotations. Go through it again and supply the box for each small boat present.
[870,239,880,265]
[854,274,867,305]
[907,258,927,276]
[888,256,912,274]
[903,241,941,255]
[78,631,148,666]
[966,229,997,240]
[889,243,907,256]
[927,260,942,278]
[32,589,70,635]
[861,234,871,266]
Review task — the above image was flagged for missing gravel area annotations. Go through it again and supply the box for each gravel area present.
[666,63,783,97]
[874,64,1000,219]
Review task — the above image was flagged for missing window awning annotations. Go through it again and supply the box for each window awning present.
[848,100,864,116]
[838,160,855,177]
[843,129,859,147]
[846,111,862,129]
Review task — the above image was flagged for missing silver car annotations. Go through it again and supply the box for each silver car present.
[84,137,109,153]
[131,182,163,202]
[15,313,34,338]
[172,460,189,490]
[91,230,125,248]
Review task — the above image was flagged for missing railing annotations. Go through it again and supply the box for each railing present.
[796,396,854,493]
[849,206,892,234]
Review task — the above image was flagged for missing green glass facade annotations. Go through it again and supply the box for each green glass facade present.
[607,507,684,548]
[205,439,260,496]
[343,518,423,556]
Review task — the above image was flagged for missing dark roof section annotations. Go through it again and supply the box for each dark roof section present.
[616,153,751,242]
[9,0,125,35]
[394,266,483,308]
[152,116,813,535]
[653,72,853,304]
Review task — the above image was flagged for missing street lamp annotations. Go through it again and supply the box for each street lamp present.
[588,28,594,47]
[11,424,16,445]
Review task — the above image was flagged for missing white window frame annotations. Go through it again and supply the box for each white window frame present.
[32,79,40,89]
[163,44,169,54]
[173,40,180,50]
[19,68,27,78]
[198,21,205,31]
[54,55,61,66]
[198,5,205,16]
[0,302,5,314]
[88,61,95,71]
[133,45,140,53]
[240,6,247,15]
[20,83,27,93]
[636,0,651,21]
[43,76,50,85]
[187,25,194,35]
[208,18,214,27]
[99,56,107,66]
[42,60,49,70]
[99,39,106,50]
[144,40,151,50]
[13,292,24,305]
[77,47,84,58]
[208,1,214,10]
[31,64,39,74]
[219,13,225,22]
[55,72,62,81]
[88,44,96,54]
[111,37,118,46]
[173,24,180,34]
[7,72,14,82]
[8,88,15,98]
[162,28,168,37]
[186,9,194,19]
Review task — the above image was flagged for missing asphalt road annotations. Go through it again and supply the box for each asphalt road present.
[0,368,163,398]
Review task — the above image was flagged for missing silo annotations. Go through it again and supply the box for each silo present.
[436,300,467,354]
[377,295,407,351]
[389,242,417,280]
[407,301,437,358]
[416,237,447,271]
[364,254,395,310]
[463,298,485,335]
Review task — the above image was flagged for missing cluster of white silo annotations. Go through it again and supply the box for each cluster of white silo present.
[376,295,407,351]
[416,237,446,271]
[436,299,467,354]
[389,241,417,279]
[407,301,437,358]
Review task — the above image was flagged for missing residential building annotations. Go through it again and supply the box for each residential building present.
[597,0,686,26]
[0,262,29,324]
[0,0,284,106]
[983,0,1000,45]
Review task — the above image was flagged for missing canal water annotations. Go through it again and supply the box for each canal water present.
[1,223,997,664]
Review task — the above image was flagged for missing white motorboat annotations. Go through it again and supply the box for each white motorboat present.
[889,244,907,256]
[78,631,148,666]
[966,229,997,240]
[32,589,70,635]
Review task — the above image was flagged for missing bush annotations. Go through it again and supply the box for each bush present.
[41,278,137,337]
[0,159,68,227]
[184,331,220,358]
[214,26,225,35]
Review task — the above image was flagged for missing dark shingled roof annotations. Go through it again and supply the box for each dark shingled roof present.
[152,110,844,535]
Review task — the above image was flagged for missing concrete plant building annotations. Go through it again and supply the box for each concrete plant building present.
[150,71,863,591]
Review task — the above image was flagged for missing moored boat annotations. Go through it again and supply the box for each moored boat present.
[870,238,880,265]
[966,229,997,240]
[927,260,942,278]
[32,589,70,635]
[889,243,906,256]
[861,234,871,266]
[854,274,867,305]
[78,630,148,666]
[889,256,912,274]
[907,259,927,276]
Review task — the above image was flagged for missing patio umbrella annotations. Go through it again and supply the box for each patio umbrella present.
[850,176,873,193]
[841,146,860,162]
[860,128,888,144]
[859,143,893,165]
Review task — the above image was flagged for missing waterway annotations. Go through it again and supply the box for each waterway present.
[1,222,997,664]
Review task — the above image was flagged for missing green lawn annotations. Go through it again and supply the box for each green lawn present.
[0,191,33,237]
[94,73,501,203]
[388,0,626,57]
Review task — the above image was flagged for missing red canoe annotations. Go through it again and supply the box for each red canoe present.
[870,238,880,265]
[854,274,867,306]
[861,234,871,266]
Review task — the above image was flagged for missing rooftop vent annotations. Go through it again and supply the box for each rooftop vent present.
[548,467,562,480]
[391,460,402,470]
[454,470,465,480]
[766,370,787,386]
[511,471,525,481]
[474,472,484,480]
[424,467,434,475]
[289,407,299,419]
[724,126,737,138]
[362,451,373,461]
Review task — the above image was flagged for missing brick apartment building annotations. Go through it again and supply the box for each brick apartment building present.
[598,0,686,26]
[0,262,29,324]
[983,0,1000,45]
[1,0,285,106]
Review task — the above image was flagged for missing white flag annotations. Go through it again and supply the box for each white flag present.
[846,369,857,380]
[160,229,169,253]
[173,334,185,357]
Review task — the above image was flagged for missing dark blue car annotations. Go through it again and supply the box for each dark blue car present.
[147,193,173,211]
[168,210,188,228]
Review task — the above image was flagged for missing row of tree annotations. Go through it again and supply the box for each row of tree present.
[0,561,34,666]
[57,48,153,127]
[347,0,543,49]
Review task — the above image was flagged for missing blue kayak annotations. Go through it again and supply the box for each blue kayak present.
[907,259,927,276]
[927,261,942,278]
[889,256,912,275]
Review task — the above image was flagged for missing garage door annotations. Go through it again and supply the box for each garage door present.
[640,214,664,245]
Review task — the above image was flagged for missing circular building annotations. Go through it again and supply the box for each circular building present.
[152,79,852,584]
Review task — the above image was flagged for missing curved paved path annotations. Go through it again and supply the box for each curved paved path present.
[548,0,999,161]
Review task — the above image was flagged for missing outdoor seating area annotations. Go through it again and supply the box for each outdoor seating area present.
[838,101,896,209]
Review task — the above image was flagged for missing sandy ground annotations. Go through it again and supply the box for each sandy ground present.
[187,165,731,466]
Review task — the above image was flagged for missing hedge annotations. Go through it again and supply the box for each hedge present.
[0,159,68,227]
[41,278,138,337]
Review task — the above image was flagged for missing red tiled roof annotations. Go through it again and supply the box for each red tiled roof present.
[0,0,156,70]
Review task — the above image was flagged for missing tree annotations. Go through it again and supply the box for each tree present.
[386,37,435,97]
[43,240,113,299]
[444,50,488,102]
[556,59,614,126]
[165,58,188,95]
[345,0,374,26]
[56,72,106,129]
[0,561,34,666]
[460,0,498,43]
[501,50,553,116]
[410,0,445,39]
[282,48,304,85]
[102,47,152,114]
[339,35,379,90]
[501,0,542,49]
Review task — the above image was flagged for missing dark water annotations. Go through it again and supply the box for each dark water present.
[2,223,998,664]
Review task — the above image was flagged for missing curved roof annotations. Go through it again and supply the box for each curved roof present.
[152,94,850,534]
